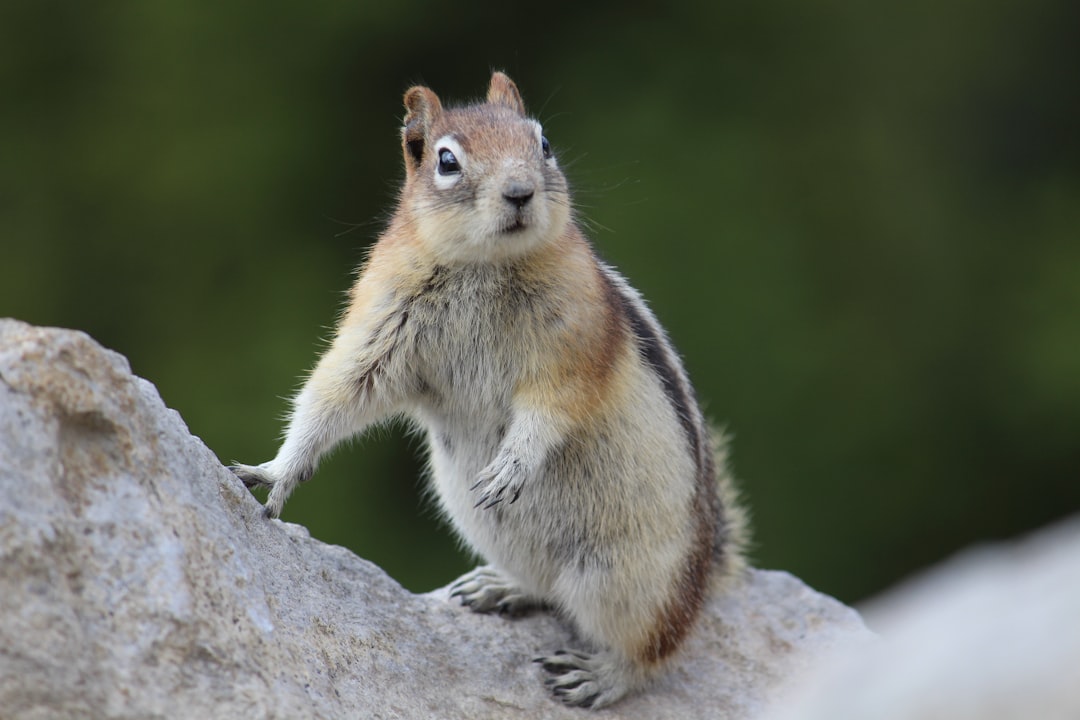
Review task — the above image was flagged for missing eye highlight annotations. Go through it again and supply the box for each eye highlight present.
[437,148,461,175]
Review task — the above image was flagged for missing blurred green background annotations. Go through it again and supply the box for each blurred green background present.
[2,1,1077,605]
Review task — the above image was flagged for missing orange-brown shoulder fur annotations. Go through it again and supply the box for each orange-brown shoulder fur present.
[232,72,747,710]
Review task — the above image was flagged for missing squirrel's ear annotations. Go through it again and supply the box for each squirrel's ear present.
[402,85,443,168]
[486,72,525,115]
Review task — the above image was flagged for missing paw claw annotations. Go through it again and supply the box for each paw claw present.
[536,650,623,708]
[230,463,272,489]
[471,455,526,509]
[447,566,542,615]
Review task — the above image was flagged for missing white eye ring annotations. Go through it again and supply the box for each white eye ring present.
[531,121,553,163]
[433,135,465,189]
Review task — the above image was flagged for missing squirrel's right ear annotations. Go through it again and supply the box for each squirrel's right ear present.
[402,85,443,169]
[487,72,526,115]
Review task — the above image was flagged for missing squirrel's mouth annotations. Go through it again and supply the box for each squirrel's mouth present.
[500,218,528,234]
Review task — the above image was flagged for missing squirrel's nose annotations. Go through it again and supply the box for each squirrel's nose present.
[502,181,534,209]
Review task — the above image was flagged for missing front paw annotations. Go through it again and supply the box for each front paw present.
[229,461,290,519]
[230,462,276,489]
[471,454,527,509]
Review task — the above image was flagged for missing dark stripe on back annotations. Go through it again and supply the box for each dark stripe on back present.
[598,266,703,469]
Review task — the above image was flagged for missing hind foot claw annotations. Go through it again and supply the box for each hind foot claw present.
[535,649,633,709]
[448,566,545,616]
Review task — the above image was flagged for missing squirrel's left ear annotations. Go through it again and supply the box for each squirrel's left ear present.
[487,72,526,115]
[402,85,443,169]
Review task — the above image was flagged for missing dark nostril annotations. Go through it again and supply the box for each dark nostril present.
[503,182,534,209]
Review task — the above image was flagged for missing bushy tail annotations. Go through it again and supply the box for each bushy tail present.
[711,428,752,581]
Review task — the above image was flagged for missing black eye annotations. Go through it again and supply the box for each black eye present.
[437,148,460,175]
[541,136,552,160]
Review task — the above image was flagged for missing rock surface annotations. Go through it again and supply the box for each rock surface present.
[0,319,871,719]
[759,515,1080,720]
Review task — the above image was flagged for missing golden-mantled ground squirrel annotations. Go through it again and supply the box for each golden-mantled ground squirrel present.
[233,72,747,709]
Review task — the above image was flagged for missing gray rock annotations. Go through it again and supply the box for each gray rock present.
[759,516,1080,720]
[0,319,871,719]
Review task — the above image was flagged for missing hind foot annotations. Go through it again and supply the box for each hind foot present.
[448,566,547,616]
[534,648,638,709]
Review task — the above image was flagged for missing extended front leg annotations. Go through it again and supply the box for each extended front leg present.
[232,317,407,518]
[232,379,371,518]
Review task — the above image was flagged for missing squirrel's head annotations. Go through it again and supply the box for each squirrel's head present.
[398,72,571,263]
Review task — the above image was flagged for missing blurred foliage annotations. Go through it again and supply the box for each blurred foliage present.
[2,0,1077,604]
